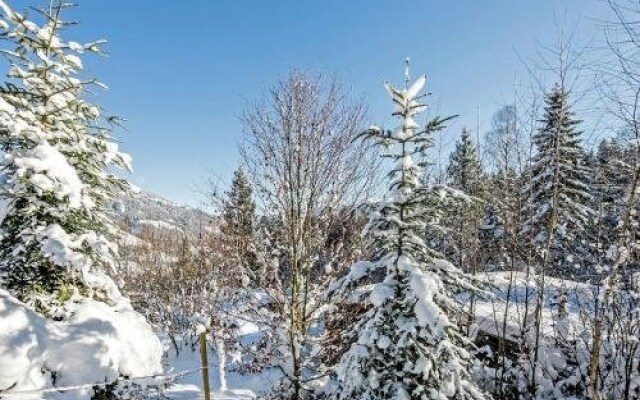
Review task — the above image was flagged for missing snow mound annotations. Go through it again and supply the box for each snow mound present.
[0,290,162,399]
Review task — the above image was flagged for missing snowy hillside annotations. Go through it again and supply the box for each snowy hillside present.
[472,272,597,340]
[113,190,214,237]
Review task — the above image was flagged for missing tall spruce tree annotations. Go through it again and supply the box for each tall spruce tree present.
[522,84,593,397]
[591,137,640,287]
[522,84,593,274]
[222,167,255,240]
[328,66,486,400]
[445,128,485,333]
[0,1,131,316]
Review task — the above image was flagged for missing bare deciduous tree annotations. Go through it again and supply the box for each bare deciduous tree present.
[588,2,640,398]
[239,71,378,399]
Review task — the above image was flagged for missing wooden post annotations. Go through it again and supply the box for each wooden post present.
[199,330,211,400]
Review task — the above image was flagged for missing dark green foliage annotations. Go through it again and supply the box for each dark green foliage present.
[447,127,484,196]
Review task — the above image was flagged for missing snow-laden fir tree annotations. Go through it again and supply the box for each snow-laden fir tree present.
[521,84,593,398]
[522,84,593,275]
[444,127,486,337]
[328,65,487,400]
[444,127,485,269]
[592,137,640,277]
[222,167,255,239]
[0,1,132,316]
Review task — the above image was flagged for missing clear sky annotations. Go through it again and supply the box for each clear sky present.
[6,0,608,207]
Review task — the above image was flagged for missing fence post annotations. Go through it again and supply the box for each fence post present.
[199,330,211,400]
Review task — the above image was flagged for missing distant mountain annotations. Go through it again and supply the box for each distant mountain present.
[112,190,215,237]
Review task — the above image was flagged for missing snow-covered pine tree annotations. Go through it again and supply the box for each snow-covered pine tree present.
[0,1,132,316]
[444,127,485,334]
[222,167,255,240]
[596,138,631,203]
[521,84,593,398]
[594,137,640,274]
[444,127,485,266]
[328,65,487,400]
[200,167,257,389]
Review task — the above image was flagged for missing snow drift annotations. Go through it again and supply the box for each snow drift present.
[0,290,162,398]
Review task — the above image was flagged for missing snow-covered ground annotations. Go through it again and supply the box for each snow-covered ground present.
[163,319,279,400]
[0,269,610,400]
[0,288,275,400]
[472,271,597,340]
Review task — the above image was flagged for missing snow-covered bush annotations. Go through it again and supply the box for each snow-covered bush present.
[0,288,162,397]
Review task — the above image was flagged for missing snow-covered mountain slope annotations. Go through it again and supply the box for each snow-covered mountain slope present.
[112,190,215,237]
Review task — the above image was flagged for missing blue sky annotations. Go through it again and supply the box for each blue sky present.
[7,0,608,206]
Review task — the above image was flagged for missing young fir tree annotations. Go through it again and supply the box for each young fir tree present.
[220,166,256,284]
[328,66,487,400]
[444,128,486,335]
[444,127,484,267]
[586,138,634,281]
[0,1,131,316]
[222,167,255,239]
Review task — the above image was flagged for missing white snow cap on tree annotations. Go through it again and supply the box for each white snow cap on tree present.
[329,65,487,400]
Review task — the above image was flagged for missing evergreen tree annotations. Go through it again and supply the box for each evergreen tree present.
[0,1,131,316]
[444,127,485,272]
[329,67,486,400]
[522,84,593,398]
[591,138,640,284]
[222,167,255,241]
[522,84,593,276]
[447,127,483,196]
[220,166,256,284]
[443,127,486,336]
[596,138,631,203]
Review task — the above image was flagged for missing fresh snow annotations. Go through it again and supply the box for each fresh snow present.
[9,143,85,209]
[0,290,162,399]
[470,271,597,340]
